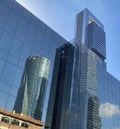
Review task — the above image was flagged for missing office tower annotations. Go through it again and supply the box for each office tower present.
[46,8,120,129]
[46,42,101,129]
[76,8,106,60]
[0,0,66,122]
[46,43,75,129]
[75,9,120,129]
[74,9,120,129]
[0,0,120,128]
[75,45,101,129]
[14,56,50,120]
[75,9,105,129]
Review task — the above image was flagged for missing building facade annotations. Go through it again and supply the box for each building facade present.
[0,108,45,129]
[75,9,120,129]
[46,42,102,129]
[0,1,120,129]
[0,0,66,122]
[46,8,120,129]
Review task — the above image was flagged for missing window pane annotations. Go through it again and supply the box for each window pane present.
[0,48,8,59]
[13,67,23,87]
[0,92,8,108]
[6,96,16,111]
[10,38,23,57]
[0,58,5,76]
[0,4,9,21]
[20,45,32,60]
[7,12,19,28]
[0,81,11,94]
[26,24,36,40]
[7,54,18,65]
[17,18,28,35]
[1,62,16,84]
[10,86,19,97]
[0,31,12,51]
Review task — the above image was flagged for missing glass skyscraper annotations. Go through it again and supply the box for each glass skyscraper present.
[46,42,101,129]
[76,8,106,60]
[46,8,120,129]
[46,43,75,129]
[75,9,120,129]
[14,56,50,120]
[0,0,66,122]
[0,1,120,129]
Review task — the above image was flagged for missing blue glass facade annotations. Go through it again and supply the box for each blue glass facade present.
[75,9,120,129]
[46,42,101,129]
[46,39,120,129]
[76,8,104,44]
[76,8,106,60]
[98,63,120,129]
[0,1,120,129]
[0,0,66,122]
[46,8,120,129]
[74,43,101,129]
[87,22,106,59]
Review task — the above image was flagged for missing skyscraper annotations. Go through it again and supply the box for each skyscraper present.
[46,8,120,129]
[46,43,75,129]
[46,41,101,129]
[14,56,50,120]
[0,1,120,129]
[76,8,106,59]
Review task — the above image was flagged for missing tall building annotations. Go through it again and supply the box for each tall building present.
[46,8,120,129]
[76,8,106,59]
[75,9,120,129]
[0,0,66,122]
[46,42,101,129]
[46,43,75,129]
[14,56,50,120]
[0,1,120,129]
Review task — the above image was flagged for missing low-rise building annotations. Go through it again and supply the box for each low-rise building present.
[0,108,45,129]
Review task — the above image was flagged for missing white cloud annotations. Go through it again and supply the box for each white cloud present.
[99,103,120,118]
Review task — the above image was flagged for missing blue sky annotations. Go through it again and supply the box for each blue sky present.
[16,0,120,80]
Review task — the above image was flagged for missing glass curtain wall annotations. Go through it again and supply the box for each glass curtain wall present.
[0,0,66,122]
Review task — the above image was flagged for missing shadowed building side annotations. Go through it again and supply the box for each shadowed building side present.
[46,43,75,129]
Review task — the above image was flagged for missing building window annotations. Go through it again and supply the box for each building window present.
[11,119,19,125]
[21,122,29,128]
[1,116,10,123]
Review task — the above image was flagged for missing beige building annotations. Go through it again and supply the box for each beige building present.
[0,108,46,129]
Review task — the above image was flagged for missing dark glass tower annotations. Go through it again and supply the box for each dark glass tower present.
[14,56,50,120]
[46,43,75,129]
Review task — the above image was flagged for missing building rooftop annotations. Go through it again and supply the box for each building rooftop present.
[0,108,45,128]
